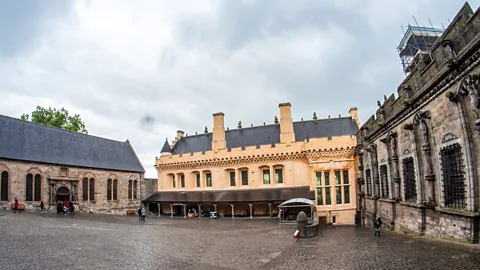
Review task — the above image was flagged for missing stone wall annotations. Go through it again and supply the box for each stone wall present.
[0,159,141,215]
[356,4,480,243]
[142,178,158,200]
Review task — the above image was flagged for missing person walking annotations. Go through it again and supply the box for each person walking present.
[13,197,19,213]
[141,207,146,222]
[40,201,44,213]
[374,217,383,236]
[137,207,142,221]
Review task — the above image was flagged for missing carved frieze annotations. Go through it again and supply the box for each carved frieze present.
[441,132,458,143]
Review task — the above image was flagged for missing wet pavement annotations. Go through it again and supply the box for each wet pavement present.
[0,211,479,270]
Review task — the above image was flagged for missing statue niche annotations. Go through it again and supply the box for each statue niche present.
[460,73,480,133]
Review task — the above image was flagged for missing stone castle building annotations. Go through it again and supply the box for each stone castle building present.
[356,3,480,243]
[0,115,144,214]
[145,103,360,224]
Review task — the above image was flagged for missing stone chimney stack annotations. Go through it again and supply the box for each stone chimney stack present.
[349,107,361,127]
[176,130,185,140]
[279,102,295,144]
[212,112,226,151]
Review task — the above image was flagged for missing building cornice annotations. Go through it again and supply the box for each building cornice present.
[155,148,356,171]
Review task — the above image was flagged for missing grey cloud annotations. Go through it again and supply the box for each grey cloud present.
[0,0,73,59]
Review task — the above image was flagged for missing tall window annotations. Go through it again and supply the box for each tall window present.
[113,179,118,200]
[26,174,33,201]
[275,168,283,184]
[196,174,201,187]
[380,165,389,199]
[107,179,112,201]
[365,169,372,196]
[133,180,138,199]
[1,171,8,201]
[263,170,270,184]
[241,170,248,185]
[325,172,331,205]
[335,171,342,204]
[128,180,133,200]
[34,174,41,201]
[440,143,465,209]
[230,172,236,186]
[180,175,185,188]
[315,172,323,206]
[206,173,212,187]
[83,177,89,201]
[89,178,95,202]
[402,157,417,202]
[343,170,350,204]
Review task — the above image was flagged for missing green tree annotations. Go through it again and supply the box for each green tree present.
[20,106,88,134]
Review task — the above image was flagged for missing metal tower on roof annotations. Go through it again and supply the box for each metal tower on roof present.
[397,18,444,74]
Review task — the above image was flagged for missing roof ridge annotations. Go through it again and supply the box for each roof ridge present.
[0,114,129,145]
[293,117,353,123]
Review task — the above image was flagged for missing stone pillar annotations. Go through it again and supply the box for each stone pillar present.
[214,204,217,212]
[368,144,380,197]
[389,133,401,200]
[147,203,150,216]
[231,204,235,219]
[414,111,435,203]
[268,203,272,218]
[198,203,201,217]
[183,205,187,218]
[296,211,308,237]
[158,203,161,216]
[170,204,173,218]
[249,203,253,219]
[270,167,275,185]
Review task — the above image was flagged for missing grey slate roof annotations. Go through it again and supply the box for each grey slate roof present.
[0,114,144,173]
[171,117,358,155]
[160,139,172,153]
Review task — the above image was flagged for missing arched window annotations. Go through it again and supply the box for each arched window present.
[34,174,41,201]
[89,178,95,202]
[26,174,33,201]
[1,171,8,201]
[128,180,133,200]
[113,179,118,200]
[82,177,88,201]
[107,179,112,201]
[133,180,138,200]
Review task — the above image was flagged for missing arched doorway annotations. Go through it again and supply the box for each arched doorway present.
[56,186,70,202]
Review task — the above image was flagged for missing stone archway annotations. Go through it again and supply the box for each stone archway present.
[56,186,70,202]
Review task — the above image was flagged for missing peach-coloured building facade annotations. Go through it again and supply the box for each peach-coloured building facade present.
[146,103,359,224]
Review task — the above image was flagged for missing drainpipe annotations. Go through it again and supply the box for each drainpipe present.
[139,172,143,208]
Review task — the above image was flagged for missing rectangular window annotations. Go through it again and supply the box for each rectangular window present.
[343,170,349,184]
[196,174,201,187]
[181,175,185,188]
[315,172,322,186]
[230,172,236,186]
[316,187,323,206]
[275,169,283,184]
[336,186,342,204]
[365,170,372,196]
[344,186,350,204]
[241,170,248,185]
[206,173,212,187]
[335,171,341,185]
[325,172,330,186]
[380,165,389,199]
[263,170,270,184]
[402,157,417,202]
[325,187,331,205]
[440,143,465,209]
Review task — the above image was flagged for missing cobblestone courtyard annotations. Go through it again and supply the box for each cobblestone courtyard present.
[0,211,479,270]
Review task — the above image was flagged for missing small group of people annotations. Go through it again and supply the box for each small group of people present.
[137,207,146,221]
[56,200,74,215]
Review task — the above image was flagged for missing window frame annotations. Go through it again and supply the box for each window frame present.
[262,169,270,185]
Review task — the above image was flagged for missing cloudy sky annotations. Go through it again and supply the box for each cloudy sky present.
[1,0,478,178]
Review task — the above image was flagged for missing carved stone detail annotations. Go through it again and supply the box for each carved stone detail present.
[442,132,458,143]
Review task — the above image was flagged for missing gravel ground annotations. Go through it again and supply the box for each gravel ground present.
[0,211,479,270]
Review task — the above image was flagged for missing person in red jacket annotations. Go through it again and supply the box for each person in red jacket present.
[14,197,19,213]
